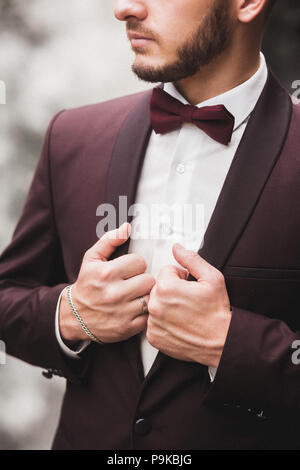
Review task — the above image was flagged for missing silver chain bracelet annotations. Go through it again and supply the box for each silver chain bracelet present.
[66,285,103,345]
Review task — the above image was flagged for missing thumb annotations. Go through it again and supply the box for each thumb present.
[172,243,216,281]
[88,223,131,261]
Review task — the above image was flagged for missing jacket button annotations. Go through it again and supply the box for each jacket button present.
[256,410,267,420]
[134,418,152,436]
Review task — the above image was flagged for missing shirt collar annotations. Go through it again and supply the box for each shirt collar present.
[163,52,268,131]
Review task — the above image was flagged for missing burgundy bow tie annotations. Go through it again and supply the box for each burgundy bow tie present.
[150,87,235,146]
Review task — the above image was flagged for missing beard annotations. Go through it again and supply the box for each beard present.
[131,1,232,83]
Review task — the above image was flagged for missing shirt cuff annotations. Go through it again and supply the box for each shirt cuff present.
[208,366,217,382]
[55,287,91,359]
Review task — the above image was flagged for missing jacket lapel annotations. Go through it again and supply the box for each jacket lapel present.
[105,89,152,384]
[105,70,292,383]
[105,90,153,258]
[194,70,292,273]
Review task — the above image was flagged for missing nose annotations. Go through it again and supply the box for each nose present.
[114,0,147,22]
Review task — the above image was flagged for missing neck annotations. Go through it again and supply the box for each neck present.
[174,45,262,105]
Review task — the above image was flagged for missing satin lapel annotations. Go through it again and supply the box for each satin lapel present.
[106,90,153,254]
[146,70,292,381]
[105,89,152,385]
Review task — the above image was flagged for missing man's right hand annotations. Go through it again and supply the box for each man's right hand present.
[59,223,155,344]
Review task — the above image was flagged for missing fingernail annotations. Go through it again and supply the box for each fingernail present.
[123,222,131,237]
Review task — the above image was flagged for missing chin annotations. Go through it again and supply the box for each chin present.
[132,57,171,82]
[133,55,167,71]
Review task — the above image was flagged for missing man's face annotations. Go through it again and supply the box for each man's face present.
[114,0,233,83]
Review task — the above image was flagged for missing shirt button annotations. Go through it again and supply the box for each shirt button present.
[42,370,53,379]
[134,418,152,436]
[176,163,185,174]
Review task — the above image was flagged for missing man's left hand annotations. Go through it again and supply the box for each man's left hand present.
[146,243,232,368]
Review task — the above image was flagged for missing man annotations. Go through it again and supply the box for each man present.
[0,0,300,450]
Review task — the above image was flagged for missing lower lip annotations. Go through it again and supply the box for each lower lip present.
[130,38,153,48]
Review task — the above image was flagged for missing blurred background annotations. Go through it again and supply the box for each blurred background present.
[0,0,299,450]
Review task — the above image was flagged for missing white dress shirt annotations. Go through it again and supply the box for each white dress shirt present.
[56,53,268,381]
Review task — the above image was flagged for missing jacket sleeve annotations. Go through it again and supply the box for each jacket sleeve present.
[0,111,93,384]
[203,305,300,421]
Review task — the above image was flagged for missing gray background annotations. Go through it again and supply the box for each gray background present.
[0,0,299,450]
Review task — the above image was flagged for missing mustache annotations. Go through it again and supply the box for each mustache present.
[126,19,159,42]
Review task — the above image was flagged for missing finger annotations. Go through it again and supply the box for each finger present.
[153,265,185,297]
[123,294,149,322]
[172,243,217,281]
[130,314,148,335]
[123,274,156,300]
[108,253,148,279]
[135,294,150,314]
[87,223,131,261]
[156,265,186,285]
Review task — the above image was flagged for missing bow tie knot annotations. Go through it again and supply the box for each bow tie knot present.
[150,87,235,146]
[179,104,195,124]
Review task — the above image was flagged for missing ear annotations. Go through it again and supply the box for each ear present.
[236,0,268,24]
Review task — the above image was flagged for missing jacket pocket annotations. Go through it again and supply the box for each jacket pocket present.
[223,266,300,280]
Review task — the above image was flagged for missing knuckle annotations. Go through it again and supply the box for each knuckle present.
[132,318,147,335]
[103,284,121,305]
[82,250,94,267]
[131,254,147,272]
[144,274,156,290]
[82,261,96,277]
[83,249,90,261]
[213,270,225,285]
[148,297,159,316]
[147,315,154,329]
[146,328,158,349]
[99,287,110,305]
[99,263,113,282]
[156,279,172,296]
[147,298,154,314]
[115,315,131,335]
[77,264,97,288]
[115,323,127,340]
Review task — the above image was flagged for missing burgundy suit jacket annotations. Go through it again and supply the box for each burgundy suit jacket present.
[1,70,300,450]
